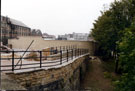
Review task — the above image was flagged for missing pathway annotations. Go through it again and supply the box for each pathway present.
[80,56,113,91]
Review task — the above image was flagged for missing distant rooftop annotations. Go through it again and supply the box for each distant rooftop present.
[1,15,29,28]
[10,18,29,28]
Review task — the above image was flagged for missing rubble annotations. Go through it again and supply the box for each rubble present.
[0,45,12,53]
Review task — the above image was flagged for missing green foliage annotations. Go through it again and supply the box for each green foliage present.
[91,0,135,90]
[92,10,116,58]
[104,72,112,78]
[91,0,135,58]
[114,73,135,91]
[114,26,135,91]
[118,26,135,72]
[102,59,116,72]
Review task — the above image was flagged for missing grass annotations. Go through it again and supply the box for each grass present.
[101,58,115,73]
[101,58,120,82]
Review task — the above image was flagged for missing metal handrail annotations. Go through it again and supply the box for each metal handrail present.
[0,48,89,72]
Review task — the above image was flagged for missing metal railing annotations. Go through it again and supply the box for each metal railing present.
[0,48,89,72]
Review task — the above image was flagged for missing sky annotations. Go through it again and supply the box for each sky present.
[2,0,114,36]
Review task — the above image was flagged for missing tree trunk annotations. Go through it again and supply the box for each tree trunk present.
[115,52,119,73]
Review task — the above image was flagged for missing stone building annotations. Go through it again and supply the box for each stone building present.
[10,18,31,37]
[1,16,31,38]
[1,16,31,45]
[1,16,11,39]
[1,16,42,45]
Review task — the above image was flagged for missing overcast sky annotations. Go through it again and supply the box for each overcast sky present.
[2,0,114,36]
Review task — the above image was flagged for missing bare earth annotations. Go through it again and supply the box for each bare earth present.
[81,57,113,91]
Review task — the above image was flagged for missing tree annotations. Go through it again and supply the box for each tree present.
[91,0,135,59]
[91,0,135,90]
[114,25,135,91]
[91,10,116,58]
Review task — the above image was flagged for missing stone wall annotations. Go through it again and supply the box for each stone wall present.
[8,55,90,91]
[8,36,95,55]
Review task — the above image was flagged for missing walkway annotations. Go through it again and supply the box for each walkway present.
[80,56,113,91]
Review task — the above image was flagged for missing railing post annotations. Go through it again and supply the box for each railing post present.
[56,47,57,54]
[79,49,81,56]
[60,46,61,51]
[64,46,65,51]
[77,48,79,56]
[82,49,84,54]
[77,49,78,56]
[75,49,76,58]
[80,49,82,55]
[50,47,53,55]
[67,49,68,62]
[63,46,65,51]
[12,50,14,71]
[81,49,83,55]
[81,49,82,55]
[60,50,62,64]
[72,49,73,59]
[39,51,42,68]
[80,49,81,56]
[52,47,54,54]
[66,46,67,50]
[79,49,80,56]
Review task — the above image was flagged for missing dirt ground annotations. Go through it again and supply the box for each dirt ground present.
[80,57,114,91]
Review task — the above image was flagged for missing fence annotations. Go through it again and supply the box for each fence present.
[0,47,89,72]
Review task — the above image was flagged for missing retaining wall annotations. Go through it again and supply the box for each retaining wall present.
[8,55,90,90]
[8,36,95,55]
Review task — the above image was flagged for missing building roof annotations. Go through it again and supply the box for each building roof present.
[10,18,29,28]
[1,16,29,28]
[42,33,56,38]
